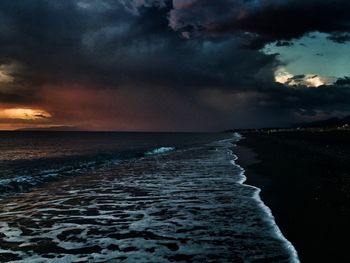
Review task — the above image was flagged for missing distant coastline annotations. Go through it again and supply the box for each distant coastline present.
[14,126,82,132]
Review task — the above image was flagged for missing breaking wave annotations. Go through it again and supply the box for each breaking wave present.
[145,147,175,156]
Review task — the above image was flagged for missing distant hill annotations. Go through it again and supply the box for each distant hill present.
[296,116,350,128]
[16,126,82,131]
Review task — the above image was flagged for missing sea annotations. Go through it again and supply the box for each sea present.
[0,132,299,262]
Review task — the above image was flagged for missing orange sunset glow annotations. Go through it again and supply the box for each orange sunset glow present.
[0,108,51,120]
[0,108,52,130]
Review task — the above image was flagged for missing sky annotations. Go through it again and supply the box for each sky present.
[0,0,350,131]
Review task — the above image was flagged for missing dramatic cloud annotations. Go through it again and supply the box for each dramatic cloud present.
[274,68,334,87]
[168,0,350,47]
[118,0,166,15]
[335,77,350,86]
[0,108,51,120]
[0,0,349,130]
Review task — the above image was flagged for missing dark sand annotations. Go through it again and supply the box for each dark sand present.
[235,131,350,263]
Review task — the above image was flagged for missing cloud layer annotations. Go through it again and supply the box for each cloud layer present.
[0,0,349,130]
[168,0,350,47]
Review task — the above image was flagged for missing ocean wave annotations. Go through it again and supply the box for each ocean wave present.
[144,147,175,156]
[0,145,175,196]
[228,133,300,263]
[0,132,300,262]
[0,158,120,196]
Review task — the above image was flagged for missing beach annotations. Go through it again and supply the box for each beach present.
[235,131,350,263]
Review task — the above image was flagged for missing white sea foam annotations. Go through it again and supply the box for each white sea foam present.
[145,147,175,156]
[0,133,300,262]
[229,133,300,263]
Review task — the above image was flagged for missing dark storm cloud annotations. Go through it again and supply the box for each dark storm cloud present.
[0,91,35,104]
[169,0,350,48]
[258,82,350,114]
[275,41,293,47]
[335,77,350,86]
[0,0,350,130]
[328,33,350,44]
[0,0,277,95]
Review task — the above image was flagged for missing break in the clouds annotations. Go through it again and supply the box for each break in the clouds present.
[0,0,349,131]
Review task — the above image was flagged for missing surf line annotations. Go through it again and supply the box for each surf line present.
[228,133,300,263]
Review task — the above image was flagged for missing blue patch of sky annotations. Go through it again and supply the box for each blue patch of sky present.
[263,32,350,78]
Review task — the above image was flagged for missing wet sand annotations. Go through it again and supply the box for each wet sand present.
[235,131,350,263]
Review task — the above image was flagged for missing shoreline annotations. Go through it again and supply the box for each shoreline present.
[234,131,350,263]
[229,140,300,263]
